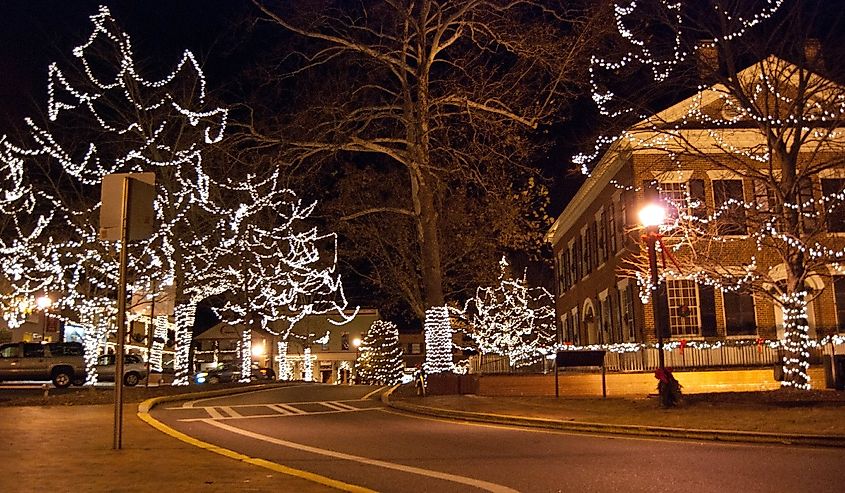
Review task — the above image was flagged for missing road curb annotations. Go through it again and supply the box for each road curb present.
[384,394,845,448]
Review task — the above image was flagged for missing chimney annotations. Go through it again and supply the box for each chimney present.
[804,39,822,69]
[696,42,719,81]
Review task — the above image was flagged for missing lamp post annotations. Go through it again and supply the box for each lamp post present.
[36,296,53,342]
[638,204,669,390]
[352,337,362,384]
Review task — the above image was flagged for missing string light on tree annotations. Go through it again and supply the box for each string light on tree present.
[355,320,404,385]
[424,306,453,374]
[458,257,555,368]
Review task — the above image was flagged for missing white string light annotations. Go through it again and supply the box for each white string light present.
[356,320,404,385]
[457,257,555,368]
[424,306,454,374]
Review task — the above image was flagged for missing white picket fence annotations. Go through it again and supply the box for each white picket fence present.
[469,342,845,374]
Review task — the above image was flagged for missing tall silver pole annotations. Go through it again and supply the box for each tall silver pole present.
[113,177,130,450]
[646,226,665,372]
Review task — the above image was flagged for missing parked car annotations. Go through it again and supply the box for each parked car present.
[95,354,148,386]
[0,342,86,388]
[252,363,276,380]
[194,363,241,384]
[194,363,276,384]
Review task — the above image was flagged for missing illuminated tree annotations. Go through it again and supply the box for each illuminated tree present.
[458,257,555,368]
[356,320,404,385]
[582,1,845,390]
[0,6,354,386]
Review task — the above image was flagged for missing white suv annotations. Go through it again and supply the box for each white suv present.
[95,354,148,386]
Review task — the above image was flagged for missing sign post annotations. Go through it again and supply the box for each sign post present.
[554,350,607,399]
[100,172,155,450]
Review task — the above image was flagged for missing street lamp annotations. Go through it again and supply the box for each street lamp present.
[36,296,52,342]
[638,203,670,402]
[352,337,362,384]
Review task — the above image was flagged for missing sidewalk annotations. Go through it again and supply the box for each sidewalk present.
[386,389,845,447]
[0,402,335,493]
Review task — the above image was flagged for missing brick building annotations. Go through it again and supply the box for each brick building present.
[545,56,845,349]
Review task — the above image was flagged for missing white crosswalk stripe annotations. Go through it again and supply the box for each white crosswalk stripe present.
[177,399,381,422]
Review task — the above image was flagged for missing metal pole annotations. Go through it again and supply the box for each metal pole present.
[646,227,665,373]
[601,362,607,399]
[145,281,156,388]
[555,357,559,398]
[113,177,131,450]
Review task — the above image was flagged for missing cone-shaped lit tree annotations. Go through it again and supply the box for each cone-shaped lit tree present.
[356,320,404,385]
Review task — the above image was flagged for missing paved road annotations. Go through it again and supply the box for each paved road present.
[150,384,845,493]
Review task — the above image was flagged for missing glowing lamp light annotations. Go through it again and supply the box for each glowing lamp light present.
[352,337,362,348]
[36,296,53,310]
[251,342,266,358]
[638,203,666,227]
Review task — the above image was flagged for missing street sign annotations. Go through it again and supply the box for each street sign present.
[99,172,155,241]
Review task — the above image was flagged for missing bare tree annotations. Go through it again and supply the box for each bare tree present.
[244,0,609,323]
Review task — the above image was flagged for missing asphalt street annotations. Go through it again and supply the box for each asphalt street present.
[150,384,845,493]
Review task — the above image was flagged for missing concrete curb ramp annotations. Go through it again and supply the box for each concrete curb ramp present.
[386,399,845,448]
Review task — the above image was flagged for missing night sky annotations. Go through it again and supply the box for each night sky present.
[0,1,249,134]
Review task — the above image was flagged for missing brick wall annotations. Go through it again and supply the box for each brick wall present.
[477,368,827,397]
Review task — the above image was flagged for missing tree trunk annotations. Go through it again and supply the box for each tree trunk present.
[172,296,196,386]
[779,291,811,389]
[410,167,445,309]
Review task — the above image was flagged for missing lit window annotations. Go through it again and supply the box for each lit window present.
[666,279,700,336]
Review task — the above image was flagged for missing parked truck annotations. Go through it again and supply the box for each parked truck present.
[0,341,86,388]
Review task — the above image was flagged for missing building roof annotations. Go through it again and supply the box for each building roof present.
[546,55,844,246]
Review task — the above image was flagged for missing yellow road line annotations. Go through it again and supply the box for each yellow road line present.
[138,401,376,493]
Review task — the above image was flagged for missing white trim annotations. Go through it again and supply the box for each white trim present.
[598,289,609,301]
[820,168,845,179]
[545,147,630,245]
[706,170,744,180]
[651,170,693,183]
[616,278,630,291]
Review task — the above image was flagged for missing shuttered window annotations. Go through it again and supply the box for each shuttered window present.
[723,290,757,336]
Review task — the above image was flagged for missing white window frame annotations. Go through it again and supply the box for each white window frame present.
[666,279,701,337]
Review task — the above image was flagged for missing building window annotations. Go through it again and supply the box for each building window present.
[557,252,565,294]
[341,333,349,350]
[607,203,617,255]
[597,213,607,264]
[821,178,845,233]
[712,179,747,235]
[834,276,845,333]
[722,290,757,336]
[798,176,816,232]
[753,180,776,213]
[666,279,701,336]
[659,182,688,221]
[583,230,592,275]
[562,249,571,291]
[621,285,635,341]
[574,240,582,281]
